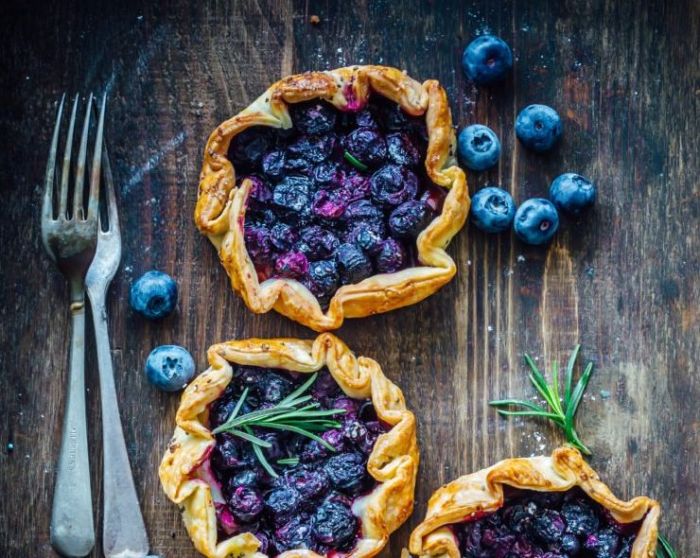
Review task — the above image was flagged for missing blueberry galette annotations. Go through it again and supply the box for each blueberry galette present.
[195,65,469,331]
[409,447,660,558]
[159,333,418,558]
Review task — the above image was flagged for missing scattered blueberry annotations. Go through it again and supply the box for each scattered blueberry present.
[458,124,501,171]
[549,172,597,215]
[462,35,513,85]
[145,345,195,392]
[513,198,559,245]
[470,186,516,233]
[515,104,563,152]
[129,270,178,320]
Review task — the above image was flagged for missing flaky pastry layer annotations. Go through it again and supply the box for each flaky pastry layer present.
[408,447,660,558]
[159,333,419,558]
[194,65,469,331]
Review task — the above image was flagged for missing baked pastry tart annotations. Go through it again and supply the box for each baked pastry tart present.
[159,333,419,558]
[409,447,660,558]
[195,65,469,331]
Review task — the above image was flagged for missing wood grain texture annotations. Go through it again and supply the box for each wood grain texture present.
[0,0,698,556]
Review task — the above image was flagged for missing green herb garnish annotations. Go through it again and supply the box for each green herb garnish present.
[212,373,345,477]
[657,534,677,558]
[490,345,593,455]
[343,150,369,171]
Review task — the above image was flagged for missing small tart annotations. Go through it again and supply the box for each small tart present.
[195,65,469,331]
[409,447,660,558]
[159,333,419,558]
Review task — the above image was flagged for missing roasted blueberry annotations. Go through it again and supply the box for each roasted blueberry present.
[515,104,563,153]
[562,501,600,536]
[355,108,379,129]
[345,221,385,255]
[370,164,419,207]
[342,199,384,223]
[261,150,286,179]
[269,222,298,251]
[343,128,387,167]
[470,186,516,233]
[312,495,357,548]
[259,373,294,403]
[130,270,178,320]
[212,435,254,470]
[284,467,330,500]
[532,510,566,543]
[145,345,195,392]
[336,243,373,284]
[324,452,369,494]
[290,101,337,135]
[298,226,340,260]
[375,99,411,131]
[288,134,336,163]
[275,516,314,552]
[229,127,272,166]
[264,486,302,518]
[274,251,309,279]
[273,176,313,213]
[331,396,359,418]
[244,175,273,204]
[561,533,581,555]
[513,198,559,245]
[228,486,263,523]
[388,200,430,238]
[457,124,501,171]
[386,132,421,167]
[307,259,340,301]
[284,155,313,175]
[584,528,620,557]
[244,223,273,264]
[229,468,263,488]
[311,370,342,400]
[313,161,343,186]
[549,173,597,215]
[462,35,513,85]
[375,239,407,273]
[341,171,371,200]
[312,188,349,219]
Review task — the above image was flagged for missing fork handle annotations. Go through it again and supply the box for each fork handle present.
[50,295,95,557]
[89,289,150,557]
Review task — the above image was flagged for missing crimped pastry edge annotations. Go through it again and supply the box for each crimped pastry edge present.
[408,447,660,558]
[194,65,470,331]
[159,333,420,558]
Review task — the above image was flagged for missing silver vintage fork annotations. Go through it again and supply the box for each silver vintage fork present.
[85,142,150,557]
[42,93,105,557]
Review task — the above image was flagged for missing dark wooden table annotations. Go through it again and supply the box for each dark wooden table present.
[1,1,698,556]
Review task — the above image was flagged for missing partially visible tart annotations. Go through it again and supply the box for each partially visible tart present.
[409,447,660,558]
[159,334,419,558]
[195,65,469,331]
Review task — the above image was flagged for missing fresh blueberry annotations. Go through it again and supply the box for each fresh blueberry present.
[145,345,195,392]
[290,101,337,135]
[462,35,513,85]
[513,198,559,245]
[324,452,369,494]
[335,243,373,285]
[227,486,264,523]
[515,104,563,152]
[457,124,501,171]
[273,175,313,213]
[470,186,516,233]
[549,173,597,215]
[370,164,419,207]
[130,270,178,319]
[311,495,357,548]
[386,133,421,167]
[343,128,387,167]
[388,200,430,238]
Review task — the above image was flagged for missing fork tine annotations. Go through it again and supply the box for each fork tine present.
[42,94,66,223]
[73,93,93,220]
[101,145,119,234]
[87,92,106,220]
[58,95,79,218]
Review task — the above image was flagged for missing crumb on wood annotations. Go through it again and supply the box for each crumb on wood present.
[310,15,321,25]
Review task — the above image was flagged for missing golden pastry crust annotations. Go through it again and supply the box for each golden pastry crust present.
[408,447,660,558]
[194,65,469,331]
[159,333,419,558]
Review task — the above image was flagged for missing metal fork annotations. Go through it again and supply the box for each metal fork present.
[42,93,104,557]
[85,144,150,556]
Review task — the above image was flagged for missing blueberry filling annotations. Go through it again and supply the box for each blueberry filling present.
[229,97,443,309]
[206,366,389,555]
[452,488,641,558]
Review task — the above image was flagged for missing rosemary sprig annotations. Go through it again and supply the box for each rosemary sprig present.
[343,150,369,171]
[656,534,677,558]
[489,345,593,455]
[212,373,345,477]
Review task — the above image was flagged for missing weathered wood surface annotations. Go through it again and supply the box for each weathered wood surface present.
[1,1,698,556]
